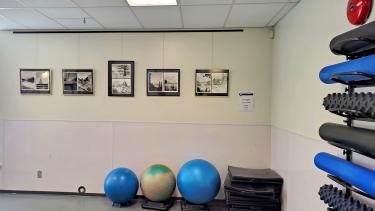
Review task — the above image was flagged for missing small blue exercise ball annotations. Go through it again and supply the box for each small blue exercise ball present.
[177,159,221,204]
[104,168,139,205]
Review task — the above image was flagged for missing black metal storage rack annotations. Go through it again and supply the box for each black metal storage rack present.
[324,55,375,210]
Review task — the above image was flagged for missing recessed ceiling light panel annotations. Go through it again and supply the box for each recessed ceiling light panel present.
[127,0,177,6]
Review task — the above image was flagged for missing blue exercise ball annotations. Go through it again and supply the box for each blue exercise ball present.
[104,168,139,205]
[177,159,221,204]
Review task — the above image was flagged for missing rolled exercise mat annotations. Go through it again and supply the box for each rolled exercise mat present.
[330,20,375,57]
[319,54,375,84]
[319,123,375,158]
[314,152,375,197]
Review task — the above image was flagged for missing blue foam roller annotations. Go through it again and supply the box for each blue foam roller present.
[320,54,375,84]
[314,152,375,197]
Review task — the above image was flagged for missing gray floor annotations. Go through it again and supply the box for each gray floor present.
[0,194,227,211]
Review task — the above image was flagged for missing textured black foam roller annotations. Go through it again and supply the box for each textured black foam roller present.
[319,185,373,211]
[323,92,375,119]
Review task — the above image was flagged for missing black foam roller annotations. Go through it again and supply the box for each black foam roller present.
[319,123,375,159]
[330,20,375,57]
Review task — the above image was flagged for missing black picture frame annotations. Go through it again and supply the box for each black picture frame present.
[195,69,229,96]
[20,69,51,94]
[62,69,94,95]
[147,69,180,96]
[108,61,135,97]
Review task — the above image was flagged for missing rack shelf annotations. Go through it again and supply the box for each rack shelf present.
[327,109,375,122]
[326,141,375,160]
[330,71,375,88]
[327,175,375,200]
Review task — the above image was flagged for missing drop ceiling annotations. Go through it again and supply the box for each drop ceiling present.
[0,0,300,30]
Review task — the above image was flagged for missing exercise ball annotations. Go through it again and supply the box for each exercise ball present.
[177,159,221,204]
[104,168,139,205]
[140,164,176,202]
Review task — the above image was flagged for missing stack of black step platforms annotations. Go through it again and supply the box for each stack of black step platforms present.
[224,166,283,211]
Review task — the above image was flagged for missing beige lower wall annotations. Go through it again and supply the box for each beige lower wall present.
[0,120,270,197]
[0,120,3,188]
[271,126,375,211]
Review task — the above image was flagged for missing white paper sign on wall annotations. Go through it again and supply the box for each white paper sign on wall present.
[239,92,254,112]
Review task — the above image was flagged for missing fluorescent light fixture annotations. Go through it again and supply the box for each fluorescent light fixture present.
[127,0,177,6]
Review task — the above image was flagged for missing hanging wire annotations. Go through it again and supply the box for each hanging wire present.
[211,32,214,69]
[162,33,165,69]
[121,33,124,57]
[35,34,39,66]
[78,33,81,66]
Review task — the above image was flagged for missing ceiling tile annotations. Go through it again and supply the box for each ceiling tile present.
[182,5,231,28]
[0,14,26,29]
[18,0,76,8]
[132,6,182,28]
[84,7,141,29]
[72,0,128,7]
[234,0,292,3]
[180,0,232,5]
[0,8,64,29]
[55,18,103,29]
[0,0,25,8]
[226,3,284,27]
[267,2,296,26]
[38,8,89,19]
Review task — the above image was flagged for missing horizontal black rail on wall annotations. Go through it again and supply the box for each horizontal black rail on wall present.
[0,189,106,197]
[0,190,226,203]
[0,190,157,199]
[13,29,244,34]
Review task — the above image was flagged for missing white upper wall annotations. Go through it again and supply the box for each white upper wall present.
[271,0,375,139]
[0,29,272,125]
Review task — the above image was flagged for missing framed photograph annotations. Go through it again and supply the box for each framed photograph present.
[195,69,229,96]
[62,69,94,95]
[147,69,180,96]
[20,69,51,94]
[108,61,134,97]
